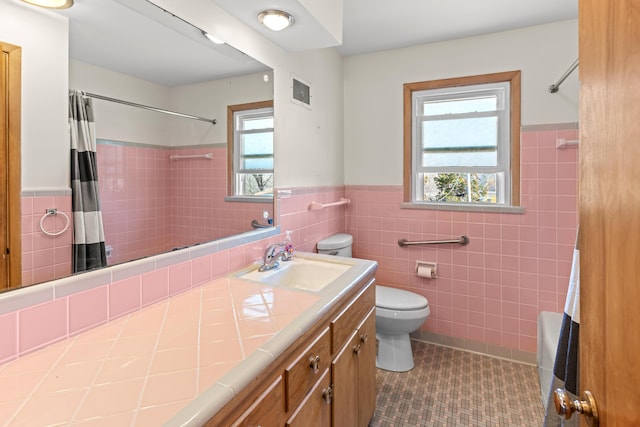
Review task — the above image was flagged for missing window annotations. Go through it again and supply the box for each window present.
[227,101,274,198]
[403,71,520,208]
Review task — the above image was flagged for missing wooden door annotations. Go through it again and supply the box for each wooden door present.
[579,1,640,425]
[0,41,21,291]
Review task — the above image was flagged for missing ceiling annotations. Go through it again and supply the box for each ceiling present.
[53,0,578,86]
[337,0,578,56]
[55,0,270,87]
[210,0,578,56]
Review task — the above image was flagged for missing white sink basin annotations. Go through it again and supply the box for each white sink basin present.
[237,257,352,292]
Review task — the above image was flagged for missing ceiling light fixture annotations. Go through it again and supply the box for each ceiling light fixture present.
[202,31,225,45]
[257,10,294,32]
[20,0,73,9]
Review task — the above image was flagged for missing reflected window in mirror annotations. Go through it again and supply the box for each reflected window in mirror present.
[227,101,274,198]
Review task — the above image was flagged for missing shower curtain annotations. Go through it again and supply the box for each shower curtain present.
[69,90,107,272]
[544,231,580,426]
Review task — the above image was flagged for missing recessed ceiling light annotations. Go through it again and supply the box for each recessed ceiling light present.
[202,31,225,45]
[257,10,294,32]
[21,0,73,9]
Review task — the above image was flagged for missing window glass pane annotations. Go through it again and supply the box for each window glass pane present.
[421,116,497,167]
[241,132,273,170]
[237,173,274,196]
[243,157,273,169]
[422,96,496,116]
[240,116,273,130]
[421,172,497,203]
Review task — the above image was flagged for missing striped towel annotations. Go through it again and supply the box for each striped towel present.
[543,235,580,426]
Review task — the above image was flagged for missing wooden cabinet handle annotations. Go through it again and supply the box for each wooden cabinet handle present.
[322,386,333,404]
[360,333,368,344]
[309,355,320,374]
[353,344,362,355]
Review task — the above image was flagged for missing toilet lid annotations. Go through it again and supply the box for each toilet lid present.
[376,285,429,311]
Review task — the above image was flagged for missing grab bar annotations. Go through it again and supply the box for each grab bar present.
[309,198,350,210]
[251,219,271,229]
[398,235,469,247]
[169,153,213,160]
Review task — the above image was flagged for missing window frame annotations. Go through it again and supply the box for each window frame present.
[226,100,274,200]
[403,71,521,209]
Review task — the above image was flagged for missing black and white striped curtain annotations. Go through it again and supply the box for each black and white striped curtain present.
[69,90,107,273]
[544,231,580,426]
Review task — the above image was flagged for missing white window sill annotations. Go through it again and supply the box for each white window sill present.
[401,202,525,214]
[224,196,273,203]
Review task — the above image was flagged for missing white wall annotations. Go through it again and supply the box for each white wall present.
[70,60,172,146]
[343,19,579,186]
[275,48,345,187]
[70,60,274,148]
[152,0,345,188]
[0,1,69,191]
[169,72,273,147]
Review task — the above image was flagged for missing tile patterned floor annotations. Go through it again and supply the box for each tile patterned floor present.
[371,341,544,427]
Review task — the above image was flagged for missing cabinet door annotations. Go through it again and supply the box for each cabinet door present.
[357,308,376,427]
[286,368,331,427]
[232,376,285,427]
[331,329,359,427]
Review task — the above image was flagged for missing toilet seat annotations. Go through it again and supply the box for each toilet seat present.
[376,285,428,311]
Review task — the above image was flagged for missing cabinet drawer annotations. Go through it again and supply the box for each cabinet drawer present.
[331,280,375,353]
[232,375,285,427]
[285,326,331,411]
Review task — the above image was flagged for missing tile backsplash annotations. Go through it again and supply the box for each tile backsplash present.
[345,125,578,354]
[4,123,577,364]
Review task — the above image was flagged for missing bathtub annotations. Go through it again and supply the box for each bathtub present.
[537,311,563,409]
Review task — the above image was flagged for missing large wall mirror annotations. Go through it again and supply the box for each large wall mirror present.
[9,0,274,292]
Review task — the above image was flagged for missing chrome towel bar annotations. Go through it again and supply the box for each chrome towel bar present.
[398,235,469,247]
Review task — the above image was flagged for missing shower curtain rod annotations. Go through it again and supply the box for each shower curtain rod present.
[73,91,217,124]
[548,59,579,93]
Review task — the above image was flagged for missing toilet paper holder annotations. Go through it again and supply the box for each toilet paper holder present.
[415,261,437,278]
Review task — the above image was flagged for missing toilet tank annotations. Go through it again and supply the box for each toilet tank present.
[317,234,353,257]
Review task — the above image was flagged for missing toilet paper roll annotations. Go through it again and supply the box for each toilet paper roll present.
[416,264,436,278]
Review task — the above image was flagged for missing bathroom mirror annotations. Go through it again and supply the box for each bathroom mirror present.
[15,0,274,290]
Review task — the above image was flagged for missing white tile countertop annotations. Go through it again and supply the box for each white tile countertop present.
[0,253,377,426]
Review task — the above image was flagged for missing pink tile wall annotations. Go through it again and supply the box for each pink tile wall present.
[3,187,343,364]
[345,127,579,353]
[170,147,270,247]
[13,123,576,361]
[98,142,173,265]
[20,143,273,286]
[21,196,73,286]
[277,187,348,252]
[98,143,272,262]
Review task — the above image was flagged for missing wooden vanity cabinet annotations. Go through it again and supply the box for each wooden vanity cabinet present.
[232,376,286,427]
[285,368,331,427]
[208,275,376,427]
[331,287,376,427]
[284,327,331,413]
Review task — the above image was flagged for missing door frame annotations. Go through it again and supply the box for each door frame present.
[1,41,22,290]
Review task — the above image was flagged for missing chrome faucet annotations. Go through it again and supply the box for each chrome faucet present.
[259,243,292,272]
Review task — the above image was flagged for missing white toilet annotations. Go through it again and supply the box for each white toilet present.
[317,234,431,372]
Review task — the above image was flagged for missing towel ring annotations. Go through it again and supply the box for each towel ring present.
[40,209,70,237]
